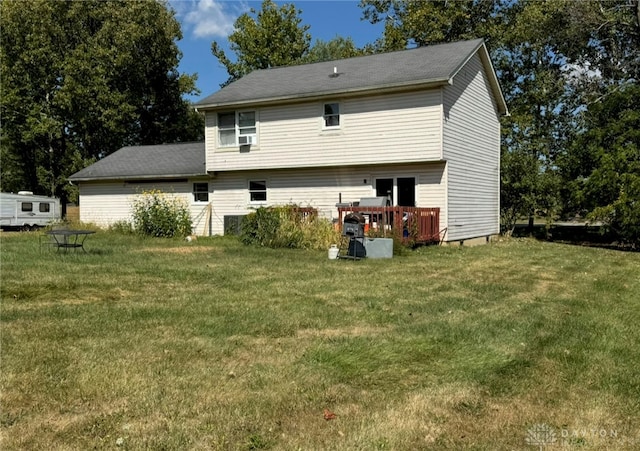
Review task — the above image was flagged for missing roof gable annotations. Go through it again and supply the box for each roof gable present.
[195,38,507,115]
[69,142,206,182]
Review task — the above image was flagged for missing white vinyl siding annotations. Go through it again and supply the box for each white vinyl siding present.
[205,164,446,236]
[204,113,217,160]
[442,53,501,241]
[205,90,443,173]
[77,180,211,235]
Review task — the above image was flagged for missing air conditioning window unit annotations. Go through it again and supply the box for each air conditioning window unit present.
[239,135,254,145]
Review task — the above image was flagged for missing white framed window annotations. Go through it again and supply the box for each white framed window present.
[193,182,209,202]
[323,102,340,128]
[218,111,257,147]
[249,180,267,203]
[218,112,236,147]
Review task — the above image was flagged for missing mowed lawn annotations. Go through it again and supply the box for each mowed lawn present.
[1,232,639,450]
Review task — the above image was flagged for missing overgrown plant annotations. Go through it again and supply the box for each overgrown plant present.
[131,190,192,238]
[366,225,414,255]
[109,220,135,235]
[241,205,340,250]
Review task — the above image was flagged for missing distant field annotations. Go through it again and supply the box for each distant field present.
[1,232,639,449]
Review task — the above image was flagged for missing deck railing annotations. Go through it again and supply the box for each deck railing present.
[337,206,441,243]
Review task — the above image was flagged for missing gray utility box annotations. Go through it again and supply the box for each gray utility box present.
[364,238,393,259]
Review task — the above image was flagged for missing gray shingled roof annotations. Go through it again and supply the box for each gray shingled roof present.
[195,38,498,109]
[69,142,206,182]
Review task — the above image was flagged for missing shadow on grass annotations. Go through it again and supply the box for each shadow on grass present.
[41,248,113,257]
[512,224,637,252]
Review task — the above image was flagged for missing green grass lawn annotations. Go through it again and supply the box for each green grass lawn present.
[1,231,639,450]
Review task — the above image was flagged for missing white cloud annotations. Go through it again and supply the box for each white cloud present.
[172,0,247,39]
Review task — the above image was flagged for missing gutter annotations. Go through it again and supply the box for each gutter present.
[68,173,210,183]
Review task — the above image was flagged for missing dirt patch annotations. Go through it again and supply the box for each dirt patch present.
[296,326,392,339]
[138,246,218,255]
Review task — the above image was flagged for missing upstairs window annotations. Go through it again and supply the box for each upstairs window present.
[218,112,236,147]
[218,111,257,147]
[249,180,267,203]
[323,103,340,128]
[193,183,209,202]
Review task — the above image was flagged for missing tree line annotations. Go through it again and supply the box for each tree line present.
[0,0,203,210]
[1,0,638,245]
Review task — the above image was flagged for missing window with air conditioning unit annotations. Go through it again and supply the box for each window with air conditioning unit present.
[217,110,257,147]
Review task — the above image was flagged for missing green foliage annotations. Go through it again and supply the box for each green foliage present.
[108,220,135,235]
[0,0,202,202]
[360,0,506,51]
[301,36,371,63]
[211,0,311,85]
[561,84,640,246]
[131,190,192,238]
[500,149,561,234]
[241,206,282,247]
[212,1,374,83]
[240,205,340,250]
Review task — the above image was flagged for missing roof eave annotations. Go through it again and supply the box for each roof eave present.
[69,173,209,183]
[194,79,451,111]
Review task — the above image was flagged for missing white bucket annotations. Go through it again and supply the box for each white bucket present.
[328,244,339,259]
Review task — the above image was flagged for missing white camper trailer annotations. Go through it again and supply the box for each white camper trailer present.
[0,191,61,230]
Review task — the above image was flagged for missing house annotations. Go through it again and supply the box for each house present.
[68,142,213,234]
[70,38,508,243]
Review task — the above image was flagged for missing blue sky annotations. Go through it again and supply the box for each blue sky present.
[170,0,385,102]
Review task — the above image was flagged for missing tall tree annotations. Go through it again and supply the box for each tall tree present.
[211,0,311,85]
[0,0,202,204]
[360,0,506,51]
[559,83,639,246]
[548,0,639,244]
[301,37,371,64]
[496,1,577,231]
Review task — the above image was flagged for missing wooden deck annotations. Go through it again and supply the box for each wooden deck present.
[337,206,441,243]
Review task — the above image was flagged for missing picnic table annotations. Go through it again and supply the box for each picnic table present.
[44,229,95,253]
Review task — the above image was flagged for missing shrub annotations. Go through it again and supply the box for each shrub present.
[109,220,135,235]
[131,190,192,238]
[240,205,340,250]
